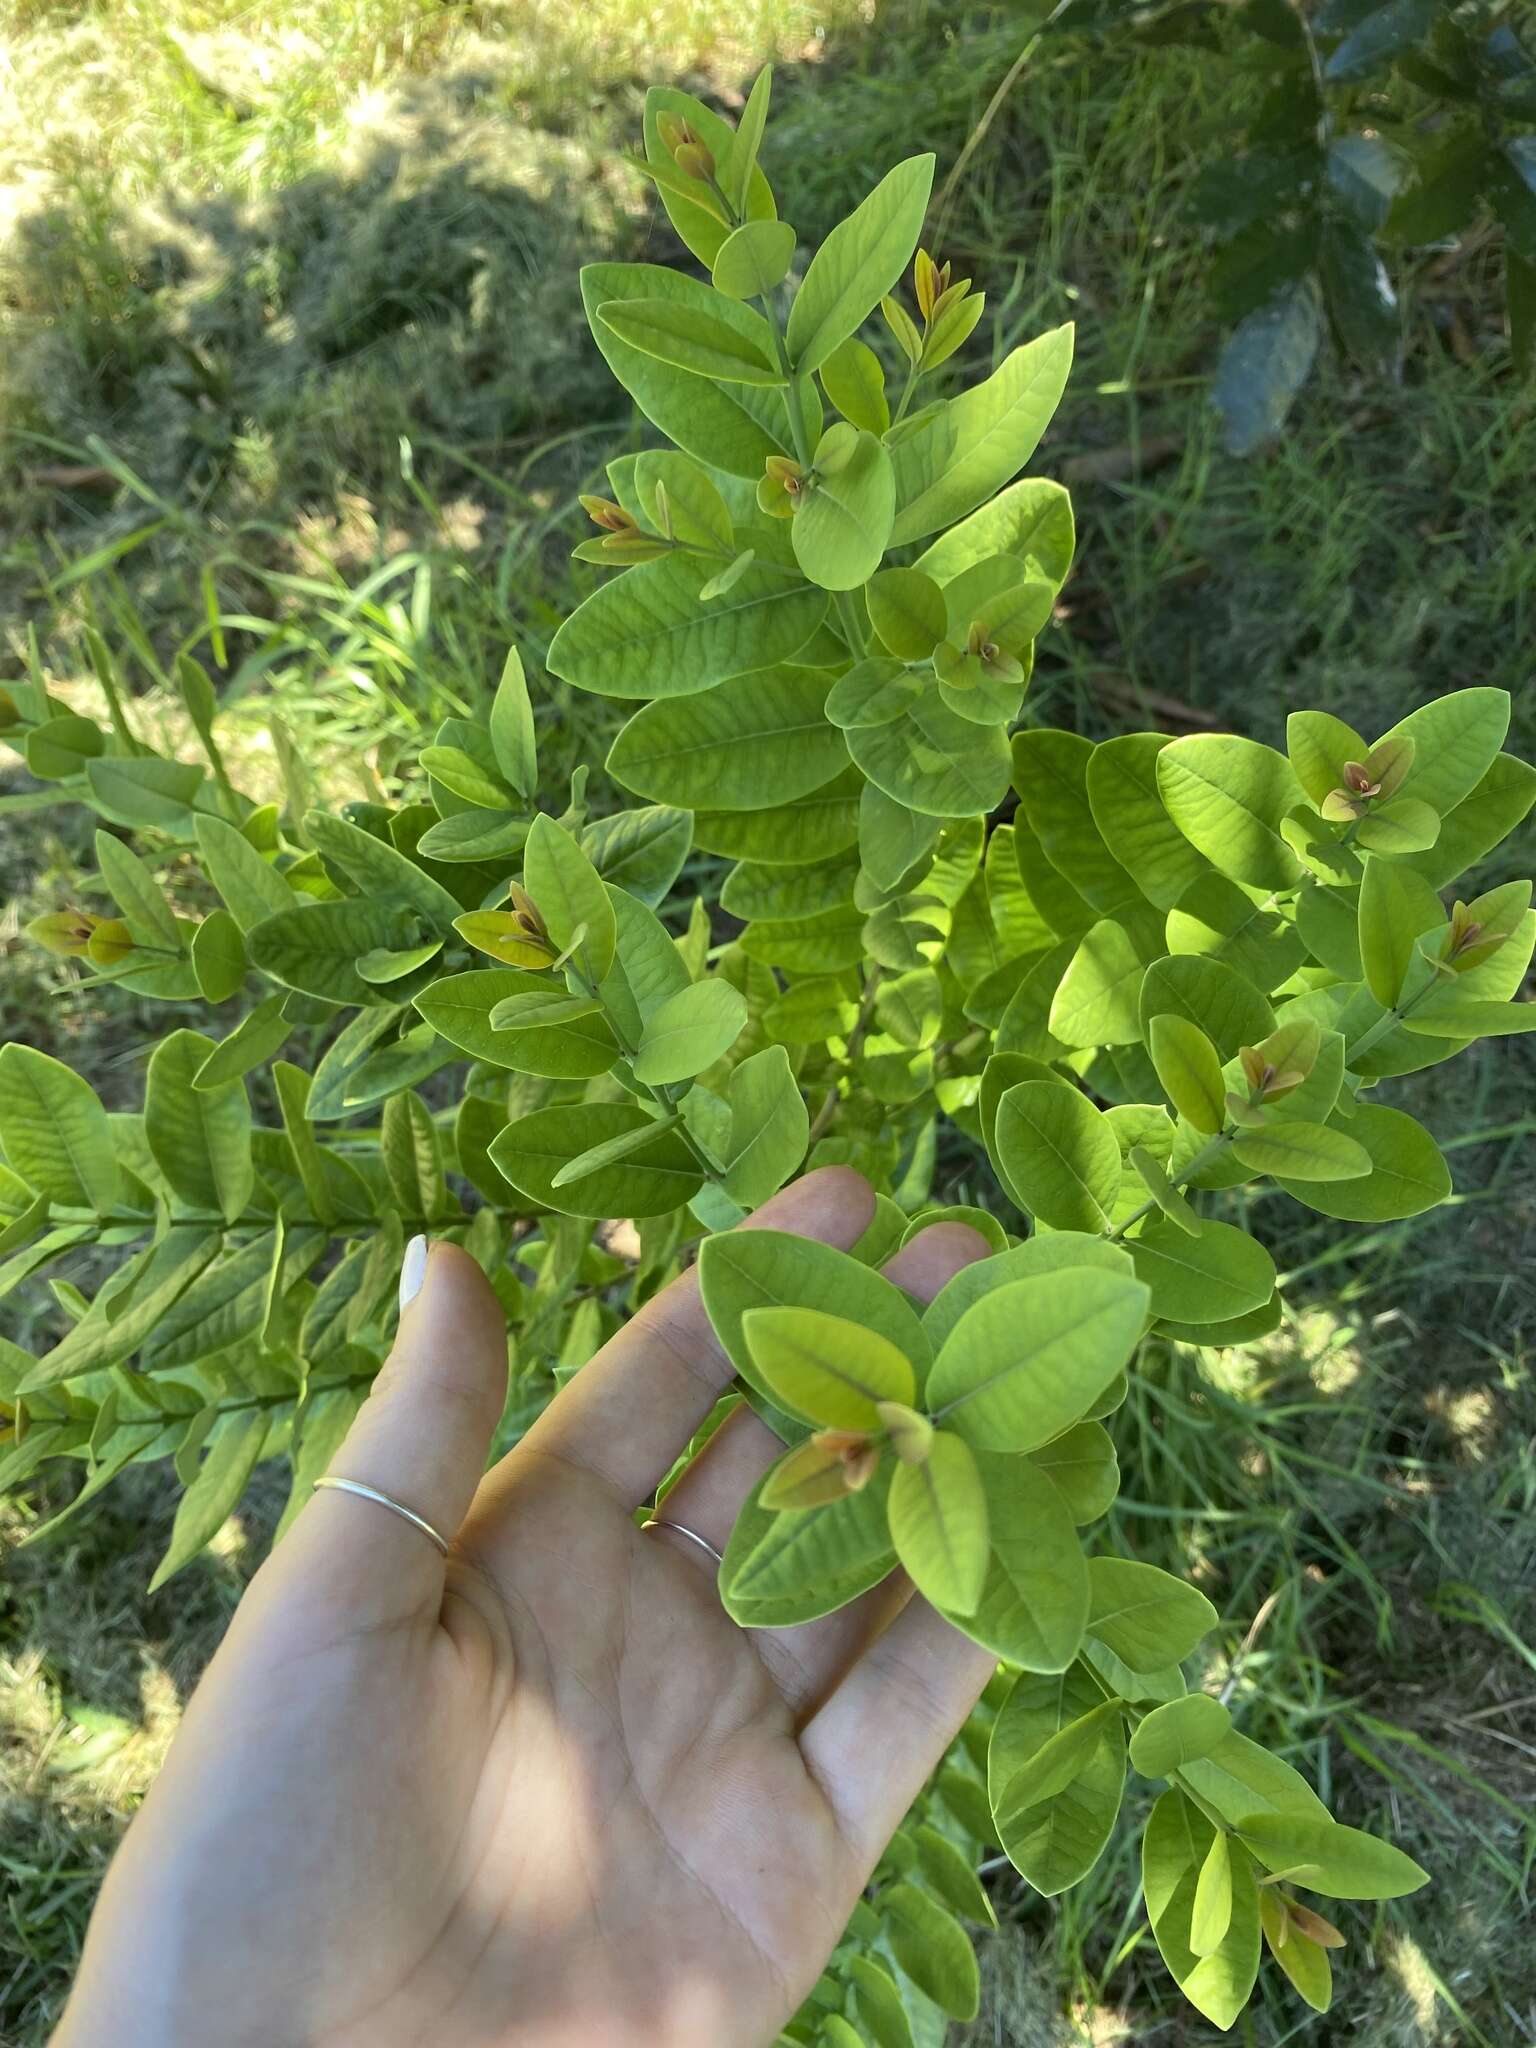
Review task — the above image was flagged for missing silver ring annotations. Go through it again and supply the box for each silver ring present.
[641,1516,724,1566]
[313,1476,450,1556]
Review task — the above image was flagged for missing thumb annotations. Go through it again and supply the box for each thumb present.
[286,1235,509,1609]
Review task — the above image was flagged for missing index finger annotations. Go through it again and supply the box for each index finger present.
[501,1165,875,1508]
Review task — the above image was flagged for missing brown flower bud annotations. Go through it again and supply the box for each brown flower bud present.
[673,140,716,181]
[1341,760,1382,798]
[579,494,636,535]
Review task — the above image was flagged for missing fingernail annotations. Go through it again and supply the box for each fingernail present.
[399,1234,428,1315]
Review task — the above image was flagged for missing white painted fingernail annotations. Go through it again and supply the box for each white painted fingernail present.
[399,1234,428,1314]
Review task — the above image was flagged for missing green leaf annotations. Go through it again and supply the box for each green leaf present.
[95,828,181,950]
[1181,1728,1328,1830]
[695,764,862,864]
[879,1882,980,2022]
[889,1429,989,1615]
[1230,1121,1371,1181]
[1404,998,1536,1038]
[946,1452,1090,1667]
[1157,735,1303,890]
[1234,1812,1429,1899]
[1325,0,1438,81]
[607,666,847,810]
[1166,872,1304,992]
[580,262,795,479]
[717,1045,809,1206]
[721,1463,895,1625]
[1088,1558,1216,1671]
[1372,687,1509,818]
[634,450,735,554]
[1130,1694,1234,1778]
[490,1102,701,1219]
[928,1269,1149,1452]
[190,907,246,1003]
[1357,855,1445,1009]
[145,1031,253,1223]
[890,326,1075,544]
[250,899,422,1005]
[642,86,776,268]
[721,850,859,922]
[1086,734,1212,911]
[1010,730,1135,916]
[912,1825,997,1927]
[418,743,514,811]
[1127,1216,1275,1325]
[989,1667,1126,1894]
[0,1045,119,1213]
[85,754,203,828]
[149,1412,268,1591]
[916,476,1075,593]
[524,813,618,983]
[416,970,618,1077]
[1049,918,1155,1048]
[1138,955,1275,1061]
[550,1113,679,1189]
[24,713,103,780]
[741,1304,915,1428]
[549,551,827,701]
[1215,279,1321,457]
[820,335,890,435]
[793,427,895,590]
[922,1226,1133,1353]
[1259,1890,1334,2013]
[711,218,797,301]
[20,1225,222,1390]
[489,645,537,798]
[699,1229,930,1402]
[581,805,692,909]
[848,697,1011,820]
[1275,1102,1449,1220]
[1028,1420,1119,1527]
[786,155,934,375]
[598,293,782,383]
[416,810,529,863]
[305,811,462,929]
[1287,709,1367,806]
[992,1080,1122,1232]
[1354,795,1439,855]
[633,976,748,1083]
[720,63,772,215]
[1148,1015,1226,1135]
[195,811,296,933]
[866,568,946,661]
[1190,1828,1234,1956]
[1144,1792,1260,2029]
[381,1091,446,1221]
[192,995,292,1090]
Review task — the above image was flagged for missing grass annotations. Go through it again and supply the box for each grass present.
[3,0,1536,2042]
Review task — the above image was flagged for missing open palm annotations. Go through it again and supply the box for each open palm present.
[57,1169,993,2048]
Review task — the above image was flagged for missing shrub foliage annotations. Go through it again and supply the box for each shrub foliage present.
[4,69,1534,2039]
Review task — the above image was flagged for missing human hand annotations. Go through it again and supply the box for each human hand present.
[55,1168,995,2048]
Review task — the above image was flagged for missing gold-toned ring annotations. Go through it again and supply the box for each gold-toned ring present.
[313,1476,450,1556]
[641,1516,724,1567]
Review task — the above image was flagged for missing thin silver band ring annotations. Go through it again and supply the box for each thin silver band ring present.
[313,1476,450,1556]
[641,1516,724,1566]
